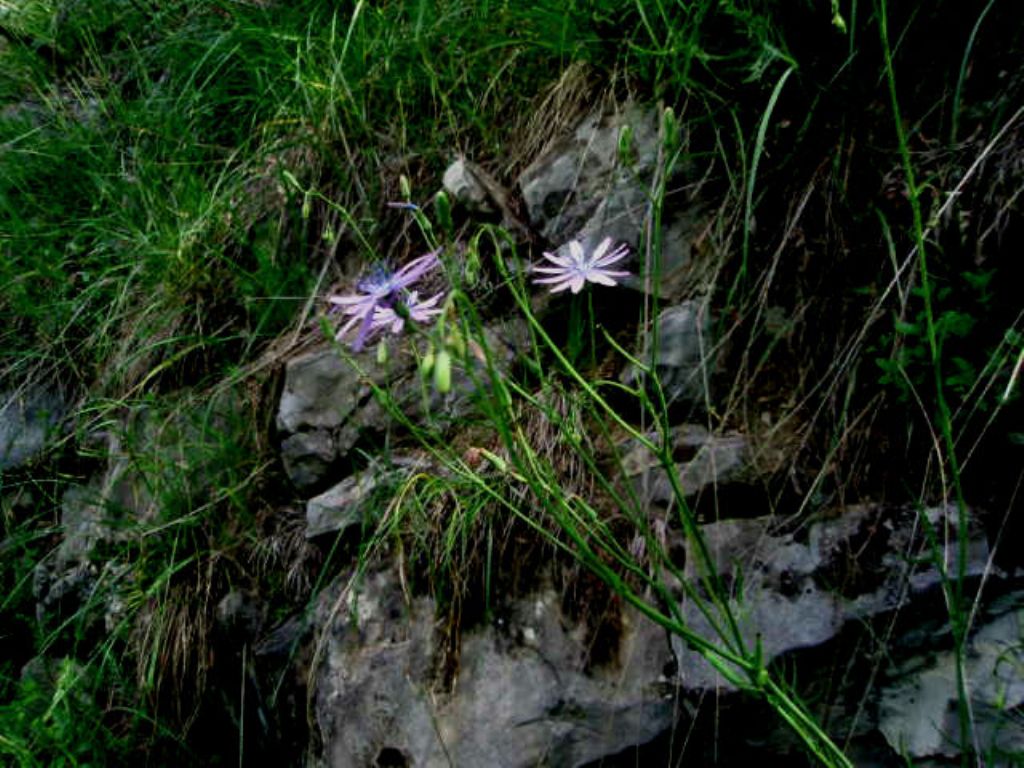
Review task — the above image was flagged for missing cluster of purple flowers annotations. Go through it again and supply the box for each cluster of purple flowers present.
[329,236,630,350]
[329,249,444,351]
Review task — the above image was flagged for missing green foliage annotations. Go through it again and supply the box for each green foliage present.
[0,660,131,767]
[875,270,1007,409]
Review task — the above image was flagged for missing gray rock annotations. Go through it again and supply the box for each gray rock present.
[518,104,661,245]
[440,591,674,768]
[305,472,379,540]
[0,387,67,470]
[670,504,994,692]
[516,103,701,293]
[879,604,1024,760]
[315,567,441,768]
[281,429,336,491]
[314,567,675,768]
[305,456,429,539]
[622,424,750,504]
[32,479,128,625]
[624,300,714,408]
[54,482,111,564]
[277,319,529,471]
[32,397,243,636]
[442,158,494,213]
[277,349,376,434]
[215,589,266,640]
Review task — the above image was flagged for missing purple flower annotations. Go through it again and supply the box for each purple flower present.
[531,237,630,294]
[329,249,440,350]
[370,290,444,335]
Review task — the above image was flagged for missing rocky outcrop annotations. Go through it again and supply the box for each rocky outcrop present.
[671,504,993,691]
[313,566,675,768]
[515,103,707,300]
[620,423,751,504]
[309,502,1022,766]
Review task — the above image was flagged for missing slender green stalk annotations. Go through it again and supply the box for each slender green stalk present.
[878,1,977,762]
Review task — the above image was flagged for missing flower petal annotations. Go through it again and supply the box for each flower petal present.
[592,243,629,267]
[539,250,575,268]
[328,294,373,306]
[567,239,585,265]
[591,237,612,262]
[585,272,620,287]
[392,249,440,288]
[334,312,362,340]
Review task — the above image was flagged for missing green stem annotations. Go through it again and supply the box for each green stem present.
[878,1,975,762]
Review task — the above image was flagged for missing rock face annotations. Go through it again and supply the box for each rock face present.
[314,567,675,768]
[31,398,244,639]
[621,423,750,504]
[623,299,714,410]
[277,350,374,435]
[518,104,662,250]
[516,103,706,298]
[304,456,430,539]
[310,502,1022,766]
[0,387,67,470]
[671,504,994,692]
[878,602,1024,761]
[290,102,1021,766]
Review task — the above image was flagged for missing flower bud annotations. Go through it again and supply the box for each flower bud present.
[446,329,466,358]
[463,244,480,287]
[301,190,312,220]
[376,339,389,365]
[434,190,453,238]
[432,349,452,393]
[399,174,412,200]
[831,5,847,33]
[420,349,435,378]
[617,124,635,166]
[662,107,680,154]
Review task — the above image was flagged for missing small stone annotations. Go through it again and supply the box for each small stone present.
[305,472,378,539]
[304,456,430,539]
[442,159,493,213]
[622,424,749,505]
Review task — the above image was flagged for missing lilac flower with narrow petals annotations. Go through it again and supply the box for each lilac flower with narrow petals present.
[329,249,440,350]
[370,291,444,335]
[531,237,630,294]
